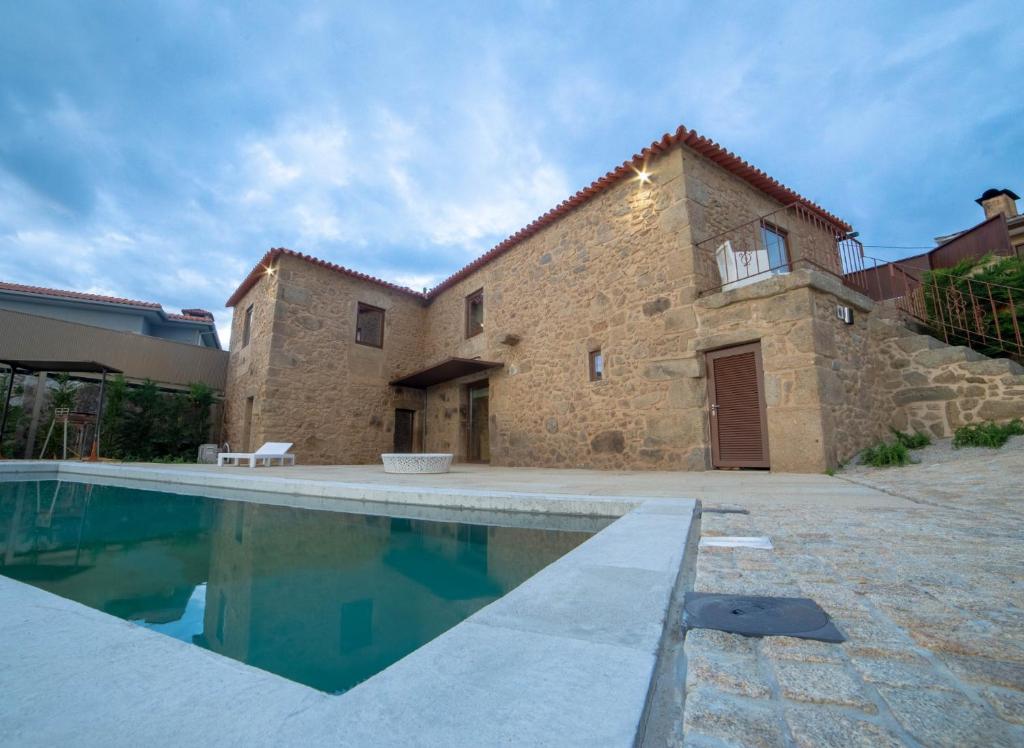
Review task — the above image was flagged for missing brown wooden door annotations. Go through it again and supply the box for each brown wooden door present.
[394,409,415,453]
[707,342,770,468]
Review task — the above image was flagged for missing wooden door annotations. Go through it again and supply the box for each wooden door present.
[706,342,770,468]
[394,409,415,453]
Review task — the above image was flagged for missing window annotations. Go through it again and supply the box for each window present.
[241,304,253,348]
[589,349,604,382]
[465,289,484,338]
[760,222,790,273]
[355,303,385,347]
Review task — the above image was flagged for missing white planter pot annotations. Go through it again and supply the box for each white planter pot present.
[380,453,454,474]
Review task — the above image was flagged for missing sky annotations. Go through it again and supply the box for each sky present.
[1,1,1021,346]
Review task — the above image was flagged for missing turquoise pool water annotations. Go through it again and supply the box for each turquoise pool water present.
[0,479,600,693]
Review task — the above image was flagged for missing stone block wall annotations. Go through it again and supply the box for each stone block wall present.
[225,137,1024,472]
[683,151,843,289]
[875,324,1024,439]
[223,268,280,452]
[224,254,429,464]
[693,273,847,473]
[810,287,1024,467]
[420,146,699,469]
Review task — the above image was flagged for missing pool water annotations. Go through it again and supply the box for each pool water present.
[0,479,599,693]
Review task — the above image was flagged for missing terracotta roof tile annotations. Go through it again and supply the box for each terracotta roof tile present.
[226,123,851,306]
[225,248,425,308]
[0,279,215,325]
[0,280,163,309]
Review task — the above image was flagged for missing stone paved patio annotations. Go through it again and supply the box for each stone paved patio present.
[681,437,1024,747]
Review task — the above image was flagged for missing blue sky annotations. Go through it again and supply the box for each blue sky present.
[1,1,1021,345]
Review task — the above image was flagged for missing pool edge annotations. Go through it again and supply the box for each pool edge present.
[0,464,699,747]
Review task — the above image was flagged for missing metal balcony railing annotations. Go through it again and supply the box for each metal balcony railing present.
[695,202,860,295]
[857,256,1024,362]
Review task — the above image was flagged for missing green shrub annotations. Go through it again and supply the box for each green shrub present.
[860,440,911,467]
[889,428,931,449]
[99,377,216,462]
[921,254,1024,359]
[952,419,1024,449]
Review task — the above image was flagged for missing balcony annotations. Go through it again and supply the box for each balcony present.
[695,202,861,296]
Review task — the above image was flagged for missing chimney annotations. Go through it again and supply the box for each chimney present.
[182,308,215,321]
[976,188,1019,220]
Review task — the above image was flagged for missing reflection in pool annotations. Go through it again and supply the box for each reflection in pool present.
[0,480,601,692]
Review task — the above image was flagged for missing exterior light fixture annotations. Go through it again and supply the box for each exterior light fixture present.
[635,168,652,184]
[265,264,276,276]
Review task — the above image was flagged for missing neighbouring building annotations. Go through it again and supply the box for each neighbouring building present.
[0,281,222,348]
[935,187,1023,257]
[853,187,1021,303]
[222,125,1024,472]
[0,282,230,458]
[0,280,228,392]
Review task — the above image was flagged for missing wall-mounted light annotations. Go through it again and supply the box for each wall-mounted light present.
[264,264,276,276]
[633,166,652,184]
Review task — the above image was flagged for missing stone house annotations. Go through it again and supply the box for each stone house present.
[222,125,1024,472]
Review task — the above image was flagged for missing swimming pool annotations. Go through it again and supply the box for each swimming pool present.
[0,478,602,692]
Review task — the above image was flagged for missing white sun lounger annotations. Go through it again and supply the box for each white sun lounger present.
[217,442,296,468]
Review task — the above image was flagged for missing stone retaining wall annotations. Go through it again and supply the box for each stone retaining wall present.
[875,322,1024,439]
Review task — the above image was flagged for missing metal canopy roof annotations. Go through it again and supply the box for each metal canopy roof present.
[389,357,502,389]
[0,359,122,374]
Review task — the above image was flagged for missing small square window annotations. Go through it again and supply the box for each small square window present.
[241,304,254,348]
[589,349,604,382]
[355,303,385,347]
[466,289,484,338]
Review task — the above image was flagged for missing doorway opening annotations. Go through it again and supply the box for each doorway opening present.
[466,380,490,463]
[393,408,416,453]
[241,396,255,452]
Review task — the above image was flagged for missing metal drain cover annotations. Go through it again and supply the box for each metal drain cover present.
[683,592,845,643]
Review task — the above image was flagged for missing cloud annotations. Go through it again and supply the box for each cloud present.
[0,0,1021,347]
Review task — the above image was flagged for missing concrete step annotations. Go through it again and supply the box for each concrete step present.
[961,357,1024,377]
[913,345,986,368]
[893,334,948,355]
[869,317,916,340]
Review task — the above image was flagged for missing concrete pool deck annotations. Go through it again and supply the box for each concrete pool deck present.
[0,461,699,747]
[10,459,907,510]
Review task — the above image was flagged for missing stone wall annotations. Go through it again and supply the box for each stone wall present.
[223,254,429,463]
[223,268,280,452]
[223,140,863,471]
[807,287,1024,466]
[223,137,1023,472]
[693,273,856,473]
[683,150,843,290]
[874,322,1024,439]
[419,146,697,469]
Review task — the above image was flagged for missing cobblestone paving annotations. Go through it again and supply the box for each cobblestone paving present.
[679,439,1024,747]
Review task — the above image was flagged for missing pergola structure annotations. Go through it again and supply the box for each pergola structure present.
[0,360,122,460]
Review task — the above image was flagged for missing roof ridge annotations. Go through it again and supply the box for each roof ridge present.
[225,122,851,307]
[225,248,425,307]
[424,124,849,297]
[0,279,164,309]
